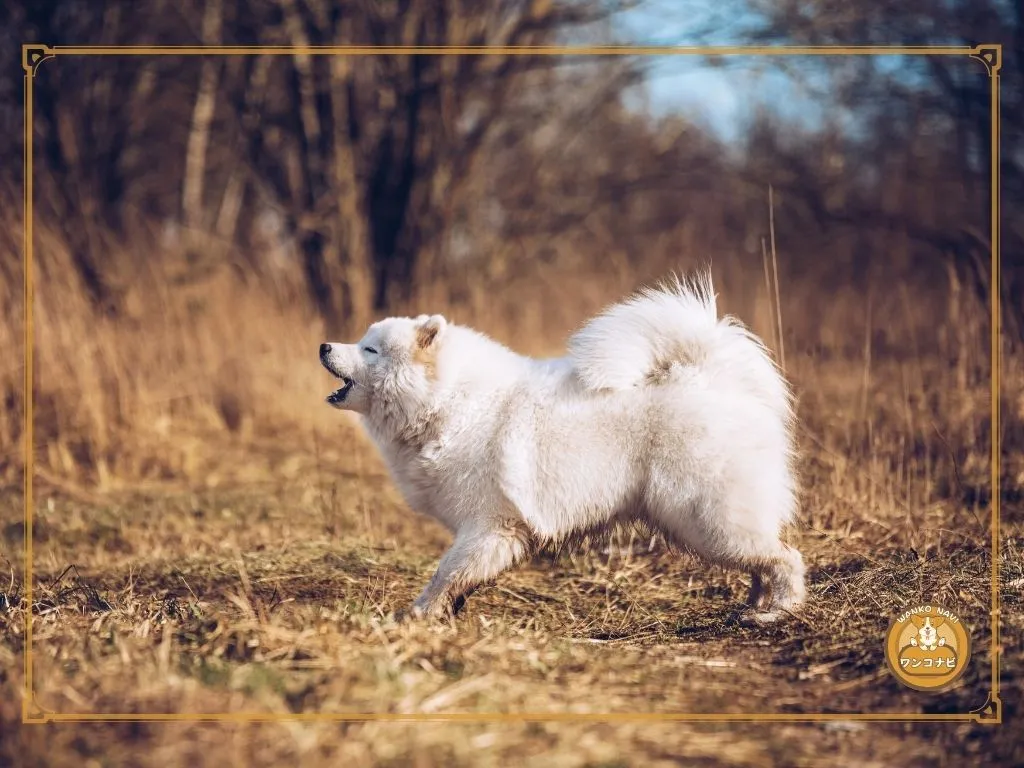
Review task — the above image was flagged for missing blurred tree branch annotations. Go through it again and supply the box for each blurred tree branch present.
[182,0,223,241]
[732,0,1023,342]
[217,0,641,326]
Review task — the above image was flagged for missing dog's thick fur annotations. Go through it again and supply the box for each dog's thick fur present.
[319,272,804,624]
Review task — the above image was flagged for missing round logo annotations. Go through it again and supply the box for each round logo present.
[885,603,971,691]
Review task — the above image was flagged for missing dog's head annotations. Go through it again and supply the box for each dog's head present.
[909,615,945,649]
[319,314,447,424]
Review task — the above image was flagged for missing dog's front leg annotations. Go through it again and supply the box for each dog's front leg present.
[400,519,533,621]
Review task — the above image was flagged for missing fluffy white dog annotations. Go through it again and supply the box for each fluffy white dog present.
[319,272,804,624]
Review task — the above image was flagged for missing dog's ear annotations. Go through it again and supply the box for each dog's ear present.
[910,616,924,628]
[416,314,447,349]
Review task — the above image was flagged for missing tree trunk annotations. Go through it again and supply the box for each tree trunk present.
[328,52,373,331]
[181,0,222,242]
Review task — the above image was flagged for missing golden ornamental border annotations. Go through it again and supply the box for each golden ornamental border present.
[20,42,1003,725]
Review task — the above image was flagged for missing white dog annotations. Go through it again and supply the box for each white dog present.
[319,272,804,624]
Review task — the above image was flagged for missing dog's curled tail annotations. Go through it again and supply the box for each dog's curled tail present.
[568,271,719,391]
[568,270,790,409]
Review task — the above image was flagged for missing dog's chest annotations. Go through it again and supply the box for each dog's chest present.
[381,436,488,527]
[414,437,484,491]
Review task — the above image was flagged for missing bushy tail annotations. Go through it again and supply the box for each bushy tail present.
[568,270,791,415]
[568,271,719,391]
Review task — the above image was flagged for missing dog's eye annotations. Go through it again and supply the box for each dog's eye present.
[363,346,378,355]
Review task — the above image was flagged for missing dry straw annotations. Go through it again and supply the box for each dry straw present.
[19,42,1004,725]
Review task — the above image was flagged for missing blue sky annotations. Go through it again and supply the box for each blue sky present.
[641,58,832,143]
[642,61,756,142]
[618,2,830,142]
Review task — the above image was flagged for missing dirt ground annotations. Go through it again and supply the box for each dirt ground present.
[2,354,1022,767]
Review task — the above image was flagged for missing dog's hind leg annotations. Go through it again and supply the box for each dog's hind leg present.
[645,499,805,625]
[399,518,534,621]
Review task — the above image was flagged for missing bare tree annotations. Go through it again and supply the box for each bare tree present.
[11,0,203,308]
[182,0,223,239]
[735,0,1023,342]
[10,0,640,328]
[223,0,636,330]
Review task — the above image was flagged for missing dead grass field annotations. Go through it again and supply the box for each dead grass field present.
[3,369,1023,766]
[2,222,1024,765]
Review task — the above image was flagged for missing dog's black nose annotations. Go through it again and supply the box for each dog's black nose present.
[319,343,330,358]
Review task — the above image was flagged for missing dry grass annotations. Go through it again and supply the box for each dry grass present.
[1,441,1022,765]
[2,211,1023,765]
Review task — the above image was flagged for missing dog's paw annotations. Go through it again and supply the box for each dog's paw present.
[739,609,784,627]
[393,604,426,624]
[395,594,465,624]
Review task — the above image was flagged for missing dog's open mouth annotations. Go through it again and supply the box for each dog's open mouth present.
[326,377,354,404]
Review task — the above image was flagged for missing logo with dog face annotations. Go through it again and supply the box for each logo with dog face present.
[885,603,971,691]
